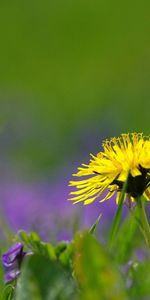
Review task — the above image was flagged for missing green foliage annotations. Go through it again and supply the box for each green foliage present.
[1,220,150,300]
[18,230,75,270]
[1,230,77,299]
[15,255,78,300]
[74,232,129,300]
[18,230,56,260]
[57,242,74,269]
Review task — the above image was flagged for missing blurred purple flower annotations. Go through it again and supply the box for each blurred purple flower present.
[2,242,26,283]
[0,165,124,241]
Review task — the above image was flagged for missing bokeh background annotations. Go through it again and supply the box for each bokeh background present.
[0,0,149,242]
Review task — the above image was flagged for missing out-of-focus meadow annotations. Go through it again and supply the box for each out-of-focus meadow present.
[0,0,150,242]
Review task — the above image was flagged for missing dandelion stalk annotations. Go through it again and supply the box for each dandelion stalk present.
[108,175,129,249]
[136,196,150,248]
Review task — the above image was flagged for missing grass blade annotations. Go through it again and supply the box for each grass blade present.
[89,214,102,234]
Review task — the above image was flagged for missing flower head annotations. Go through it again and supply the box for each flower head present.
[2,242,27,283]
[69,133,150,205]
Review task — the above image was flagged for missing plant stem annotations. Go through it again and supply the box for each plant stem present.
[108,176,129,249]
[136,196,150,249]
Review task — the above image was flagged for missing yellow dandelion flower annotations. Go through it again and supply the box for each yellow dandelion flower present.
[69,133,150,205]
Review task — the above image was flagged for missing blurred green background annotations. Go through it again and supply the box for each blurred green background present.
[0,0,149,236]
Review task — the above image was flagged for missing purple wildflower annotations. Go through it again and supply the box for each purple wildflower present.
[2,242,26,283]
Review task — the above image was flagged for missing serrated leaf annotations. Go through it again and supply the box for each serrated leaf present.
[18,230,56,260]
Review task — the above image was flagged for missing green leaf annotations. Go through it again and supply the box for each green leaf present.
[18,230,56,260]
[15,254,78,300]
[89,214,102,235]
[29,232,41,242]
[74,232,129,300]
[59,242,74,269]
[18,230,29,245]
[54,241,68,258]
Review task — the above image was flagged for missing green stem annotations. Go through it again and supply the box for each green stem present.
[136,196,150,249]
[108,176,129,249]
